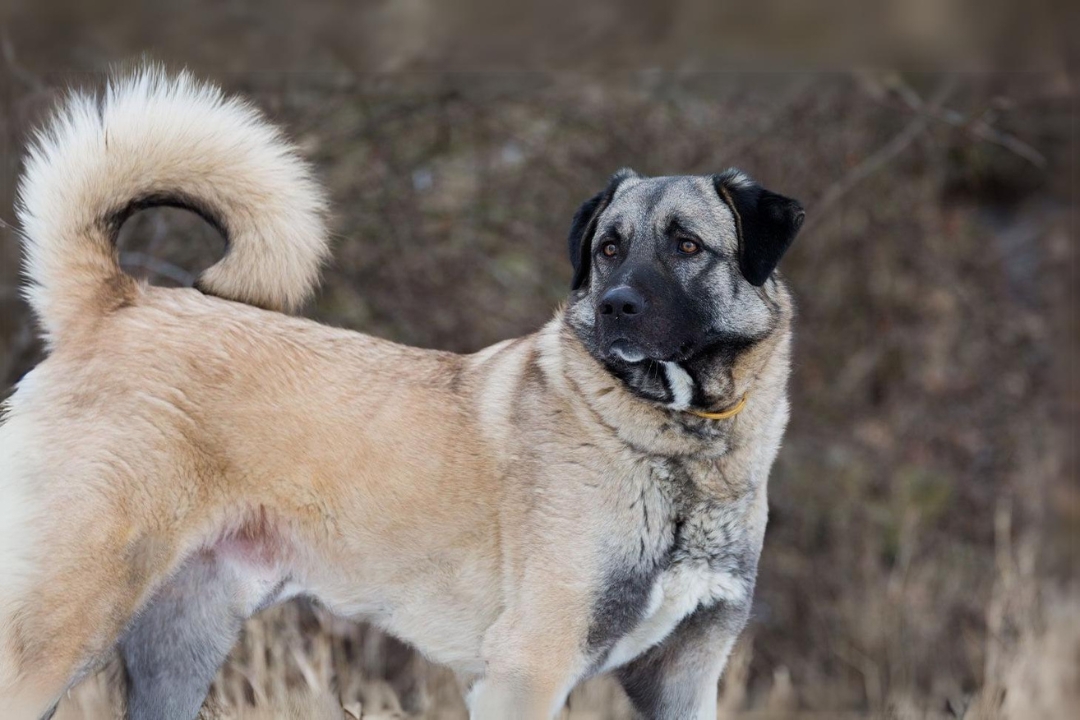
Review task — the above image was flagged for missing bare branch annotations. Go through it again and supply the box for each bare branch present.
[119,252,196,286]
[890,76,1047,169]
[807,76,959,231]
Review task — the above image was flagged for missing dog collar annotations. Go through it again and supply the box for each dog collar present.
[686,393,748,421]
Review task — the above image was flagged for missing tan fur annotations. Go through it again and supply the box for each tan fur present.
[0,72,795,720]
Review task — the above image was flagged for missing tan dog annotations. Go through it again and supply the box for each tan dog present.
[0,69,804,720]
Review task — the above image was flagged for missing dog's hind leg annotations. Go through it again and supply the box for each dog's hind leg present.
[119,552,253,720]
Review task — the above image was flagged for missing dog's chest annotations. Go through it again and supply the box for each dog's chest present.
[590,458,756,672]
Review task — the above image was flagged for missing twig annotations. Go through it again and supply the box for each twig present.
[806,76,959,231]
[890,77,1046,169]
[119,251,196,286]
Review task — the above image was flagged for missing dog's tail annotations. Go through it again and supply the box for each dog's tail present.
[16,67,329,345]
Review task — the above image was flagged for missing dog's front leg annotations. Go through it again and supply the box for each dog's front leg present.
[616,601,751,720]
[467,602,589,720]
[467,674,572,720]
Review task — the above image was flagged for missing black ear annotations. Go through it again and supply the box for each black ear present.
[713,169,805,286]
[568,169,636,290]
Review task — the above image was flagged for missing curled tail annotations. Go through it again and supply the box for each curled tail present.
[16,67,330,345]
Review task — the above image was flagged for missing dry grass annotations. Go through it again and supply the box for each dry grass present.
[52,512,1080,720]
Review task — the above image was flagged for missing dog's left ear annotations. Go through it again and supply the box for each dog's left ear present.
[713,169,805,286]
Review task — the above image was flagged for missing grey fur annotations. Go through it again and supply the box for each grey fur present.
[616,601,750,719]
[588,564,666,658]
[120,554,247,720]
[585,454,759,669]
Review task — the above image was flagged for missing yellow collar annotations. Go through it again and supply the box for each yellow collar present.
[687,393,748,421]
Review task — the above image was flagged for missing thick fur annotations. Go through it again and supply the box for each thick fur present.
[16,68,329,347]
[0,71,801,720]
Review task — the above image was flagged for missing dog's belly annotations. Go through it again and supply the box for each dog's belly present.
[311,566,499,675]
[598,560,749,673]
[378,595,493,673]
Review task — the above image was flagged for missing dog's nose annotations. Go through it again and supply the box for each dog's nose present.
[599,286,646,319]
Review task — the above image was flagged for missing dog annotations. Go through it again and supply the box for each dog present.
[0,69,804,720]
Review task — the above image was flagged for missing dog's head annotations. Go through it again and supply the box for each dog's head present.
[564,169,804,410]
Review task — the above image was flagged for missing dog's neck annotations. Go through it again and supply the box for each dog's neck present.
[538,311,791,460]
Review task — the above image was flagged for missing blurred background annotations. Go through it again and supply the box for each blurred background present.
[1,1,1076,718]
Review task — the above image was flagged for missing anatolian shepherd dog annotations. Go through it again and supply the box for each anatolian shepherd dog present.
[0,69,804,720]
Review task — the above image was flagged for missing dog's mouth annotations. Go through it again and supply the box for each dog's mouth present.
[607,339,647,364]
[605,338,699,365]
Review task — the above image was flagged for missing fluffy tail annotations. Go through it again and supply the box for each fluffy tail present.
[16,68,330,345]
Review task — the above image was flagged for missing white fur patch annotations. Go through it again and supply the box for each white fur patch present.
[662,361,694,410]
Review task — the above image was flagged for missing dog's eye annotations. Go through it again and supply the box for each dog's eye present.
[600,242,619,258]
[678,239,701,255]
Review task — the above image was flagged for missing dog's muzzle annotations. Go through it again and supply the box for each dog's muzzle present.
[597,285,652,363]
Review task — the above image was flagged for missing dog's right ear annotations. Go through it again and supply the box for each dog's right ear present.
[568,169,636,290]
